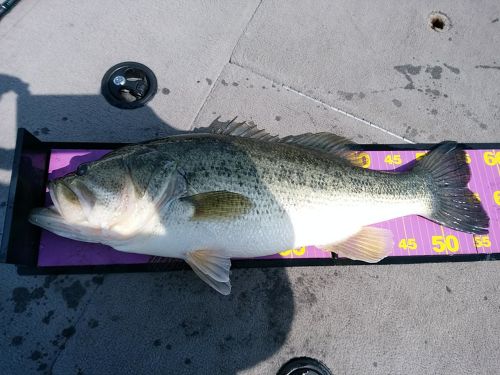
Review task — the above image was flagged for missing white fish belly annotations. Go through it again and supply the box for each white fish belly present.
[111,195,429,259]
[288,196,430,248]
[111,210,295,259]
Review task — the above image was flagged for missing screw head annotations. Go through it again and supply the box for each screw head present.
[112,75,126,86]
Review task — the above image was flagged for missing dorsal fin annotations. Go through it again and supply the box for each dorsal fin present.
[279,132,351,153]
[194,117,280,142]
[279,133,364,166]
[195,117,363,166]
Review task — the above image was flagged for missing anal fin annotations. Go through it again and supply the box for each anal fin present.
[185,250,232,295]
[321,227,393,263]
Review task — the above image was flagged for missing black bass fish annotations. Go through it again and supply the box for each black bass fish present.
[29,119,489,294]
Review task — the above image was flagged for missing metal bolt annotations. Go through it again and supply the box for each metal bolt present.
[113,75,126,86]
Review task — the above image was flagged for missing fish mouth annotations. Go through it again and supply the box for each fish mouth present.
[48,179,95,220]
[29,179,100,243]
[48,180,65,216]
[29,206,64,229]
[30,179,75,231]
[28,206,100,243]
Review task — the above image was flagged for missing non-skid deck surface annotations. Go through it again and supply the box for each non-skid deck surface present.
[37,148,500,267]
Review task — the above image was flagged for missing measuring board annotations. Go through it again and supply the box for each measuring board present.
[37,148,500,267]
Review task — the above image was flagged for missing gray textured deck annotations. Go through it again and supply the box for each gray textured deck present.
[1,1,499,374]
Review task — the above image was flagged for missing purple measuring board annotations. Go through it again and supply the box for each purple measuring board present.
[360,150,476,257]
[37,148,500,267]
[466,150,500,254]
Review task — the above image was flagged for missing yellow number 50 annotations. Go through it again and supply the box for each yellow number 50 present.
[432,235,459,253]
[416,152,470,163]
[351,152,371,168]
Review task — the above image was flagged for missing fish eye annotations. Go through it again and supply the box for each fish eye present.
[76,163,89,176]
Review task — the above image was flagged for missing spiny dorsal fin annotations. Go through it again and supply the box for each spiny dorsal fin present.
[279,133,364,167]
[195,117,280,142]
[181,191,253,220]
[197,117,364,166]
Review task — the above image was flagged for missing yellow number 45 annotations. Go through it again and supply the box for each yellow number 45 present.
[432,235,459,253]
[398,238,417,250]
[384,154,402,165]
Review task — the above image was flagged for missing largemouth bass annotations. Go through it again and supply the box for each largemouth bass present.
[29,119,489,294]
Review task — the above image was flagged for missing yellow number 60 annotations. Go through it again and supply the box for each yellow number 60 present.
[494,191,500,206]
[484,151,500,166]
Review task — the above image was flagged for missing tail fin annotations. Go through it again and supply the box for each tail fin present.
[414,142,489,234]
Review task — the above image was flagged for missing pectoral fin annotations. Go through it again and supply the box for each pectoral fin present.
[186,250,232,295]
[181,191,253,220]
[320,226,393,263]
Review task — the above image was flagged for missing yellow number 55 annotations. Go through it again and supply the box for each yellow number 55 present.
[474,236,491,248]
